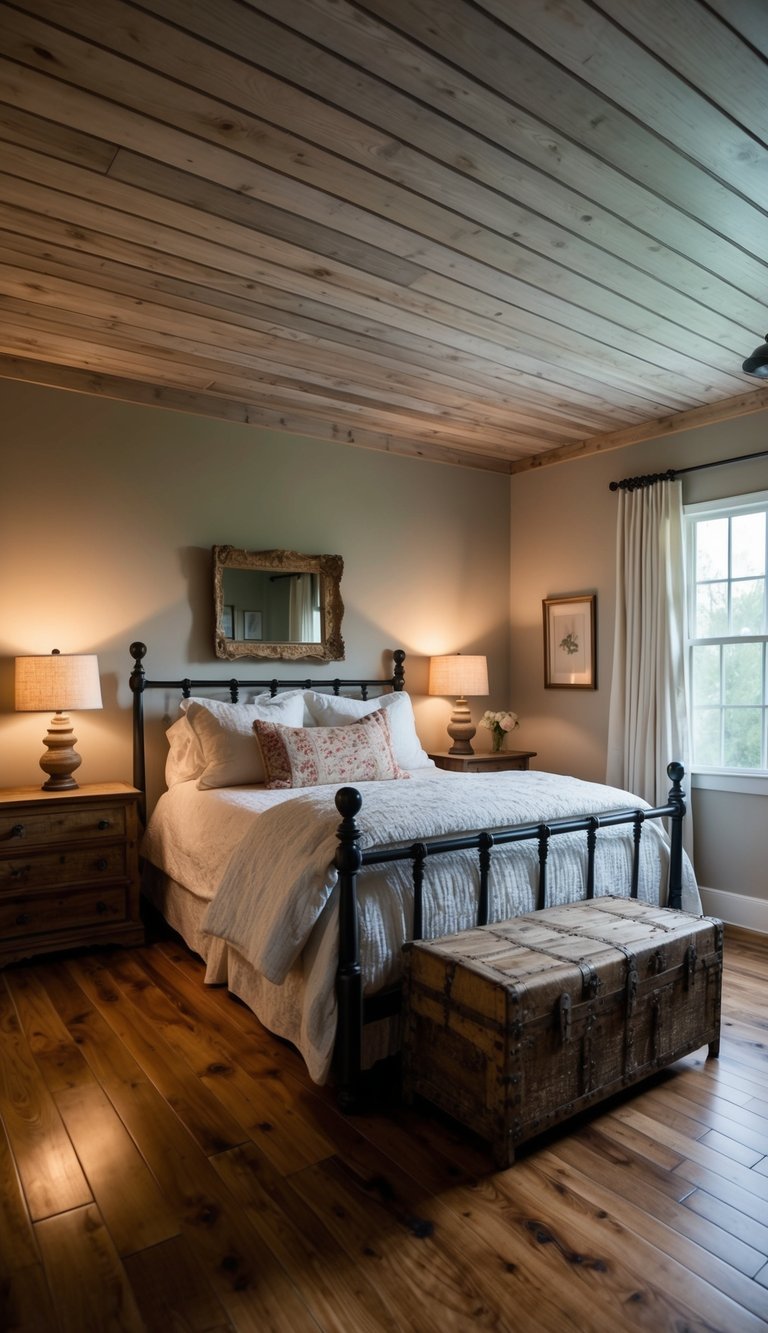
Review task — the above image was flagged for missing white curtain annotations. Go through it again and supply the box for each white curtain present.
[606,479,692,858]
[289,574,320,642]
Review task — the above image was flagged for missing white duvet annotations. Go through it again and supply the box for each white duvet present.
[142,768,701,1082]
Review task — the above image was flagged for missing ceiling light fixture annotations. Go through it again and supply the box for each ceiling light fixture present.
[742,335,768,378]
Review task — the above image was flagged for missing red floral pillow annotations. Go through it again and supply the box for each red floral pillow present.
[253,709,409,789]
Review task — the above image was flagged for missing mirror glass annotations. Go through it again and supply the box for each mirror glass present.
[213,546,345,661]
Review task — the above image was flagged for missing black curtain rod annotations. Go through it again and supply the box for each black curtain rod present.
[609,447,768,492]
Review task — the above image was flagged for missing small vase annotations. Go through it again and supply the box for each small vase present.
[491,728,504,753]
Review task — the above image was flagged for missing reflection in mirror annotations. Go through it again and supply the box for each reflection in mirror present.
[213,547,345,661]
[222,570,319,642]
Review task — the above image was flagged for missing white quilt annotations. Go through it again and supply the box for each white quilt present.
[142,769,700,1083]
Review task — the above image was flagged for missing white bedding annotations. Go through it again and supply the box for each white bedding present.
[141,768,700,1083]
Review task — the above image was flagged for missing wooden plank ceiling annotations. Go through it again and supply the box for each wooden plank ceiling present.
[1,0,768,474]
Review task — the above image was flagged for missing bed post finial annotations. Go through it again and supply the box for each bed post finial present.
[666,761,686,911]
[335,786,364,1110]
[393,648,405,691]
[130,642,148,822]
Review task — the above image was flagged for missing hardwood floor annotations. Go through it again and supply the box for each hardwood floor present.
[1,925,767,1331]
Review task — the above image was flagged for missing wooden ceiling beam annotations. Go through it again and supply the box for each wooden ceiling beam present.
[509,391,768,474]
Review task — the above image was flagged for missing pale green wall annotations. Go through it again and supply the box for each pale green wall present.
[0,380,511,809]
[510,409,768,917]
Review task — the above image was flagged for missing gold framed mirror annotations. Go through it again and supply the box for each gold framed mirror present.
[213,546,345,661]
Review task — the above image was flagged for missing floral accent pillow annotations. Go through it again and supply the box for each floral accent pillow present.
[302,689,433,769]
[254,709,410,789]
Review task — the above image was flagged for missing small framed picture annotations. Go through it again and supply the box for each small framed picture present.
[221,604,234,639]
[543,594,596,689]
[243,610,263,641]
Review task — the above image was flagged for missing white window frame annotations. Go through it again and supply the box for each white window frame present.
[684,489,768,796]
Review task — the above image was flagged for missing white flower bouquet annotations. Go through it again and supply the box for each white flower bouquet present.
[480,708,520,753]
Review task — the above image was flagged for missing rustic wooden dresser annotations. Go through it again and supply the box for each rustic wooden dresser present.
[0,782,144,967]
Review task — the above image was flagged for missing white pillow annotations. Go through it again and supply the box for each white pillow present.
[303,689,433,770]
[181,692,306,788]
[164,715,205,786]
[254,710,409,789]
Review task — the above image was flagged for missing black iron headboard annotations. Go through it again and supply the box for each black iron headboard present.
[128,641,406,820]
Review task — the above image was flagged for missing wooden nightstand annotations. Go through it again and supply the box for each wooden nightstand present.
[429,750,537,774]
[0,782,144,967]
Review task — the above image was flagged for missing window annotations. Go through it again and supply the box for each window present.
[685,491,768,775]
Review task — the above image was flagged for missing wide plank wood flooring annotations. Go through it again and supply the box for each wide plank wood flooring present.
[1,924,767,1331]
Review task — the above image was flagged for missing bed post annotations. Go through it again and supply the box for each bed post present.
[393,648,405,691]
[666,761,686,911]
[334,785,364,1110]
[129,642,147,823]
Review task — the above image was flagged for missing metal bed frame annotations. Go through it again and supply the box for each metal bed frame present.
[129,642,686,1109]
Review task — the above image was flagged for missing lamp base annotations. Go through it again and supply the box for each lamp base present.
[446,696,476,755]
[41,772,80,791]
[447,737,475,755]
[39,712,82,791]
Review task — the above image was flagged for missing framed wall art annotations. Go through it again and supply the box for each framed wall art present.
[543,594,596,689]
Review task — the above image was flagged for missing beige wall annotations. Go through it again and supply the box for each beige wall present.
[4,376,765,924]
[510,409,768,920]
[0,380,511,809]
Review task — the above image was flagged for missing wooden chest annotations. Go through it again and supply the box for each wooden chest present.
[402,897,723,1167]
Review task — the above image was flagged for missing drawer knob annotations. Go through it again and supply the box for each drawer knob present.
[15,912,30,926]
[96,857,108,871]
[10,865,30,880]
[97,819,111,830]
[96,900,108,914]
[2,823,25,841]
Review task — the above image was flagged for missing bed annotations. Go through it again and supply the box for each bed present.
[130,643,701,1107]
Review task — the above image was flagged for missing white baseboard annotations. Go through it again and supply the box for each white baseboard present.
[698,886,768,935]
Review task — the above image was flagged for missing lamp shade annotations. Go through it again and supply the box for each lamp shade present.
[15,651,103,713]
[742,335,768,378]
[428,654,489,697]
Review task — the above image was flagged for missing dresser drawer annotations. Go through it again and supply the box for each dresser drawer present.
[0,802,127,848]
[0,885,128,940]
[465,756,529,772]
[0,844,127,891]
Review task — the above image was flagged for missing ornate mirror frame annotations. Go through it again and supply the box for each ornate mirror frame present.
[213,546,345,662]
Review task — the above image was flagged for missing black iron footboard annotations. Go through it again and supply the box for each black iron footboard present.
[333,761,687,1110]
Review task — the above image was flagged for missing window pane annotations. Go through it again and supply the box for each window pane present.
[691,644,720,706]
[695,518,728,580]
[732,578,765,634]
[695,581,727,636]
[687,499,768,774]
[724,708,762,768]
[731,512,765,577]
[723,642,762,704]
[692,708,720,766]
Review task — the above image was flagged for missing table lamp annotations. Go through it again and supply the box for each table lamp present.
[428,654,489,754]
[15,649,103,790]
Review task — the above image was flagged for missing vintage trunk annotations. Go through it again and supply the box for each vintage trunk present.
[401,897,723,1168]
